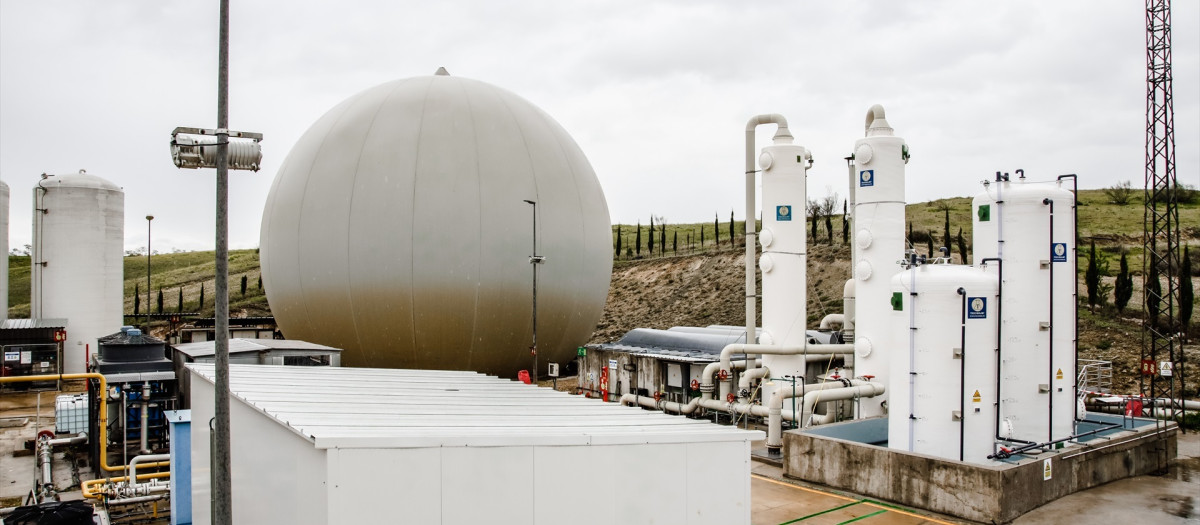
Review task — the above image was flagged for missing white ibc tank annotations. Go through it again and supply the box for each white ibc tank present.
[852,105,909,417]
[32,171,125,373]
[758,135,812,379]
[1,179,8,321]
[260,70,612,378]
[972,176,1076,444]
[889,264,998,465]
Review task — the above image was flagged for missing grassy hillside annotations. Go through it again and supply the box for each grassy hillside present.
[7,249,269,321]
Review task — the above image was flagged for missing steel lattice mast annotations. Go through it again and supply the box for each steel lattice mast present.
[1141,0,1183,429]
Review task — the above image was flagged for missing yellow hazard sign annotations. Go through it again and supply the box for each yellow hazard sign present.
[1056,368,1064,380]
[972,390,981,403]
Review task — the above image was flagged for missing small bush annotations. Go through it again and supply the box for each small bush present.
[1104,180,1136,205]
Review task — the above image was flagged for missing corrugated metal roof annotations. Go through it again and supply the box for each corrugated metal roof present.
[187,363,761,449]
[1,318,68,330]
[173,338,341,358]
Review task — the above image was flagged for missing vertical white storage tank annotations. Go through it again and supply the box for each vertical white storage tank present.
[31,171,124,373]
[852,105,909,417]
[1,179,8,321]
[758,131,812,402]
[972,176,1076,444]
[888,264,999,465]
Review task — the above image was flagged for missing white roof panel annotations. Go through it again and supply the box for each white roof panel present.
[188,363,762,449]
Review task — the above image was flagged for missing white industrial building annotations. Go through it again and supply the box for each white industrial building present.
[187,364,762,525]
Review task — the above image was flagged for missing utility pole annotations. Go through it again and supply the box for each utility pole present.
[146,215,153,332]
[213,0,233,522]
[524,200,545,382]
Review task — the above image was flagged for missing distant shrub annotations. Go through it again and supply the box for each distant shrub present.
[1104,180,1136,205]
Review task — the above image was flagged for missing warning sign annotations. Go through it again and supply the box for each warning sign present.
[1141,359,1157,376]
[972,390,982,403]
[1056,369,1064,380]
[1160,361,1174,377]
[1043,459,1052,481]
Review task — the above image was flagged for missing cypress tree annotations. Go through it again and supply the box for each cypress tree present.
[1147,261,1162,327]
[908,222,913,247]
[672,231,678,254]
[925,232,934,257]
[1181,245,1193,337]
[635,222,642,256]
[1114,249,1133,313]
[134,282,140,316]
[660,222,666,254]
[842,201,848,244]
[700,226,705,248]
[1085,241,1100,309]
[177,287,184,313]
[615,226,622,260]
[943,209,951,255]
[825,214,833,245]
[714,213,720,246]
[258,274,262,290]
[648,217,655,254]
[241,275,248,297]
[199,283,205,310]
[729,211,735,248]
[156,288,164,314]
[956,228,968,265]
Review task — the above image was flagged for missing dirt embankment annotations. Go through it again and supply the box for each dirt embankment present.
[589,246,1198,398]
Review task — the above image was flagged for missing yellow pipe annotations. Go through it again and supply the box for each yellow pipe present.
[82,472,171,499]
[0,373,169,472]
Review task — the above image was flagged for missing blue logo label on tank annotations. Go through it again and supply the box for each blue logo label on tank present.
[1051,243,1067,262]
[859,170,874,187]
[968,297,987,319]
[776,205,792,221]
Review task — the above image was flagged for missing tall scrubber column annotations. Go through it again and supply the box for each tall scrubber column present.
[851,105,909,417]
[758,133,812,406]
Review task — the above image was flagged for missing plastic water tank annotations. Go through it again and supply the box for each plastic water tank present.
[972,177,1076,444]
[260,71,612,378]
[889,264,998,465]
[852,105,909,417]
[31,171,124,374]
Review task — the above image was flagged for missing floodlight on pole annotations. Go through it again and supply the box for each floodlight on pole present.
[170,127,263,171]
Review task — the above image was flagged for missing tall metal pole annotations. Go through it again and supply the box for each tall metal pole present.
[212,0,232,522]
[146,215,153,331]
[525,200,538,382]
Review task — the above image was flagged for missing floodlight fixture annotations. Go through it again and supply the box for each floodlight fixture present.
[170,126,263,171]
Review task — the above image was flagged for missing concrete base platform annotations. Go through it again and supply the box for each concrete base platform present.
[782,415,1178,523]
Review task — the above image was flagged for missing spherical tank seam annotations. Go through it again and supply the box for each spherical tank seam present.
[407,77,437,368]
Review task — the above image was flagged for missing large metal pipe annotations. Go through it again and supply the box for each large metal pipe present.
[129,453,170,484]
[140,382,152,455]
[0,374,167,472]
[744,114,793,365]
[766,381,885,449]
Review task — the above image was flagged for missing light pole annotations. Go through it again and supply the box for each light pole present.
[167,0,261,520]
[523,200,545,383]
[146,215,153,331]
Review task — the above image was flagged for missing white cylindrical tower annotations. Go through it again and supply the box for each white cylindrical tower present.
[31,171,125,373]
[852,105,909,417]
[1,179,8,321]
[972,176,1076,444]
[889,264,999,465]
[758,135,811,397]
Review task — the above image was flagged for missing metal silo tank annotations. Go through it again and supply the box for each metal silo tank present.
[31,171,125,373]
[889,264,998,465]
[972,178,1076,444]
[1,179,8,321]
[852,105,909,418]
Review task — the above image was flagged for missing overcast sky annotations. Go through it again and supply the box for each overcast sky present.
[1,1,1197,253]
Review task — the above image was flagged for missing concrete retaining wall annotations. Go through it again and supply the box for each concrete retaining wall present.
[783,421,1177,523]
